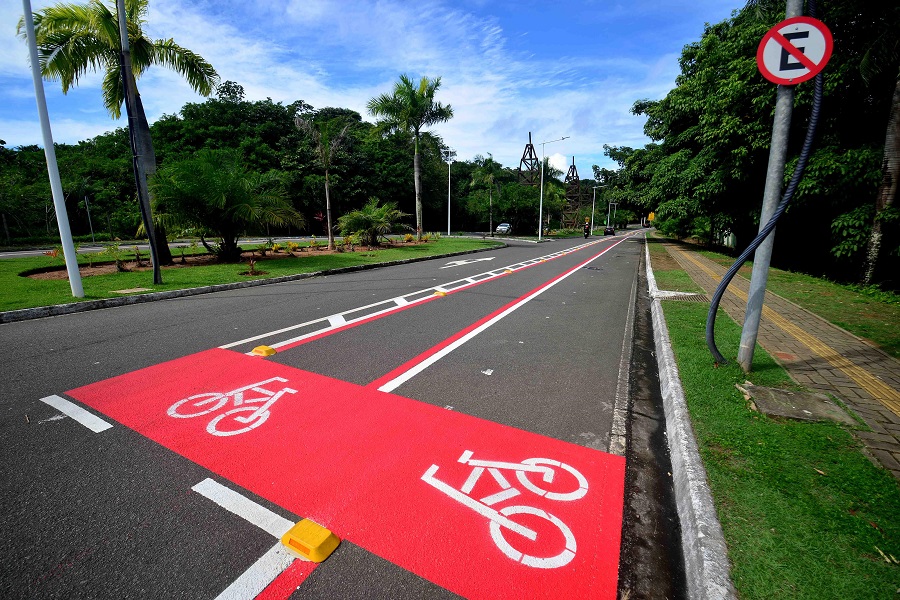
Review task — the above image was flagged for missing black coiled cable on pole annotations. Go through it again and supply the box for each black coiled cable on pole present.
[706,0,824,364]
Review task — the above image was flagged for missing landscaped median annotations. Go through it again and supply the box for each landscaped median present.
[648,238,900,599]
[0,237,504,320]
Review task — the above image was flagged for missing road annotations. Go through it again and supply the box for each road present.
[1,233,669,599]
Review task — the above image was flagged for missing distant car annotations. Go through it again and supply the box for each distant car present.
[604,226,615,236]
[495,223,512,235]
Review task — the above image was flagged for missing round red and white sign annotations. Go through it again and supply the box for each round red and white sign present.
[757,16,833,85]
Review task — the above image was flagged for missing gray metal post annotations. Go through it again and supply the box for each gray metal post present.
[22,0,84,298]
[737,0,804,372]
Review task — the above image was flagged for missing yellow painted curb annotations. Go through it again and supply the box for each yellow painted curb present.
[281,519,340,562]
[251,345,276,356]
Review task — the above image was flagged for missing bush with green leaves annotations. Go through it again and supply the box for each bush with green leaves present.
[337,198,411,247]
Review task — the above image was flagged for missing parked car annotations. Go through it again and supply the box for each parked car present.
[604,226,615,236]
[495,223,512,235]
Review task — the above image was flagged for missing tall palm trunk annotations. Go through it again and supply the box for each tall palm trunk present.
[863,77,900,285]
[413,133,423,240]
[325,169,335,250]
[134,91,172,264]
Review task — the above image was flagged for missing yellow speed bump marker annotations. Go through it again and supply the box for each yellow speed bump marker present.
[281,519,340,562]
[251,345,276,356]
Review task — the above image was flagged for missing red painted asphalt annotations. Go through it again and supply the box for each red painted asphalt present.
[67,348,625,599]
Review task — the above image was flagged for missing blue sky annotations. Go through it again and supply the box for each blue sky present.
[2,0,740,177]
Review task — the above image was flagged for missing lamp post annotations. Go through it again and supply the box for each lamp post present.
[442,148,455,236]
[591,185,605,234]
[607,201,618,229]
[538,136,568,241]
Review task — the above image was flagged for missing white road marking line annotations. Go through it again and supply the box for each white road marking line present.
[376,240,623,393]
[221,239,607,351]
[40,395,112,433]
[193,479,300,600]
[213,543,295,600]
[192,478,294,538]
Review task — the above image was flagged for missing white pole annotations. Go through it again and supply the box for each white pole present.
[447,154,451,236]
[22,0,83,298]
[537,136,568,241]
[538,150,545,241]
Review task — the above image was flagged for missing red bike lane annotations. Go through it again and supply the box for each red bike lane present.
[66,347,625,599]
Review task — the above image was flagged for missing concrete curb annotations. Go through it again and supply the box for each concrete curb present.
[0,245,504,325]
[644,237,736,600]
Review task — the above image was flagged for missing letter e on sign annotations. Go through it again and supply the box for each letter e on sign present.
[757,16,832,85]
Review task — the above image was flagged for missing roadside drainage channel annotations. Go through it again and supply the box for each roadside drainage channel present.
[644,236,737,600]
[0,245,506,325]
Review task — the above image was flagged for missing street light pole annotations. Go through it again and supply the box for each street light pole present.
[591,185,605,233]
[443,148,455,236]
[537,136,568,241]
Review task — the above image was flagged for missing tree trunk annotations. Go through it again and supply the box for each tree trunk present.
[413,134,423,240]
[133,91,173,265]
[863,77,900,286]
[325,169,335,250]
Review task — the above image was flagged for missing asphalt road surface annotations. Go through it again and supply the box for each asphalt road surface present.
[1,233,672,599]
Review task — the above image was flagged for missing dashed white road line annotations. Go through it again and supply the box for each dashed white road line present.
[40,395,112,433]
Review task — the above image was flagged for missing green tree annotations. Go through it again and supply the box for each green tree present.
[150,149,304,261]
[367,74,453,239]
[470,154,504,235]
[19,0,220,264]
[336,198,411,247]
[295,116,352,250]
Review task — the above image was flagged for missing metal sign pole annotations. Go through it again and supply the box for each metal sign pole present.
[737,0,804,372]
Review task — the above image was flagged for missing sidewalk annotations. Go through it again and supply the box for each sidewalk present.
[655,239,900,482]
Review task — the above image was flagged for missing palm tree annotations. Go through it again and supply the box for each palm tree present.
[367,74,453,240]
[471,154,502,235]
[18,0,219,266]
[150,149,305,262]
[295,116,352,250]
[337,198,411,247]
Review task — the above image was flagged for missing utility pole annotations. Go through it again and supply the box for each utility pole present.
[737,0,803,372]
[22,0,83,298]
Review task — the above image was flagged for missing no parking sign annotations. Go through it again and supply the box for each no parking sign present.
[757,16,832,85]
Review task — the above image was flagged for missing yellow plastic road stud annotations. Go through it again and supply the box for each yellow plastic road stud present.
[433,291,447,297]
[251,345,277,356]
[281,519,340,562]
[504,269,513,274]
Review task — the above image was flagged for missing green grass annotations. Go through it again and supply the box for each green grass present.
[0,238,503,312]
[662,300,900,599]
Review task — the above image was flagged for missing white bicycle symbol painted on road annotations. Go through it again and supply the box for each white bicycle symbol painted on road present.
[422,450,589,569]
[166,377,297,437]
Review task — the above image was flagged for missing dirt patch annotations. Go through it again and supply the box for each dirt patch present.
[26,244,409,280]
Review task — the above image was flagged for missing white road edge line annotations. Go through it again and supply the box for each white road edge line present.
[609,253,638,457]
[39,395,112,433]
[377,238,628,393]
[192,478,299,600]
[192,478,293,538]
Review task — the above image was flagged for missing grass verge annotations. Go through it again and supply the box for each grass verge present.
[662,300,900,598]
[0,238,502,313]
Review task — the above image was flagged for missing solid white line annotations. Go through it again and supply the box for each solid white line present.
[40,395,112,433]
[377,240,622,393]
[213,543,295,600]
[192,478,294,538]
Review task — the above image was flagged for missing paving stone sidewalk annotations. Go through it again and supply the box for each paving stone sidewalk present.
[655,239,900,482]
